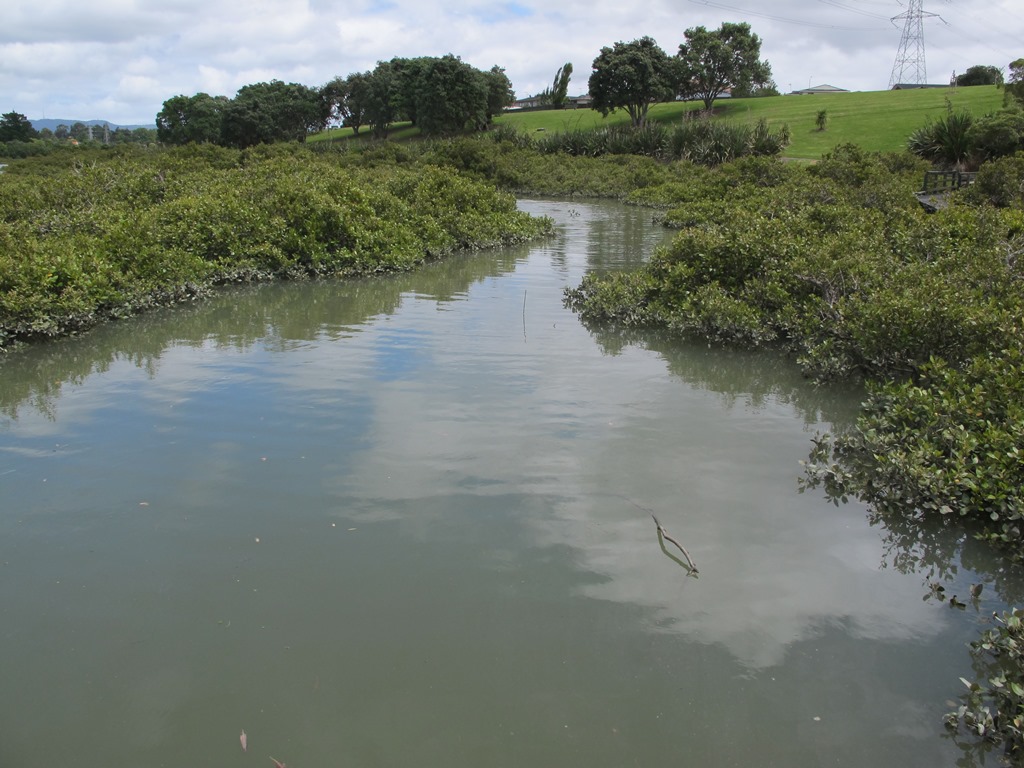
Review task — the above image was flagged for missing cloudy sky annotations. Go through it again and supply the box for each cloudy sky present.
[2,0,1021,125]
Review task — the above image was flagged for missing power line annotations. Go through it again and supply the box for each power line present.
[686,0,884,31]
[816,0,891,20]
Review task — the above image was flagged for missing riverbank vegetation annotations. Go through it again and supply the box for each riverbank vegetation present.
[0,143,549,349]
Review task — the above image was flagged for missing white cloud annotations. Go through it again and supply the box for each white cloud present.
[0,0,1020,124]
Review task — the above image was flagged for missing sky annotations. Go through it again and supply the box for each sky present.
[2,0,1022,126]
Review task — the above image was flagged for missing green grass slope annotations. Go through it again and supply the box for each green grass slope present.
[309,85,1004,161]
[495,85,1005,160]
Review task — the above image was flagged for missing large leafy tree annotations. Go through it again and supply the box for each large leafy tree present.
[955,65,1003,87]
[588,37,677,128]
[482,65,515,126]
[414,55,489,136]
[362,62,401,139]
[156,93,228,144]
[388,56,432,126]
[323,72,374,135]
[69,122,90,142]
[0,112,38,142]
[677,22,772,110]
[221,80,329,148]
[1005,59,1024,107]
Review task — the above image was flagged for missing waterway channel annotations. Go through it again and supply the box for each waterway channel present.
[0,199,1012,767]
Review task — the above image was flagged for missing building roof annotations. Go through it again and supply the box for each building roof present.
[790,84,850,95]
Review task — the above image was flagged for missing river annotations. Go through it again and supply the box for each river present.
[0,199,1011,767]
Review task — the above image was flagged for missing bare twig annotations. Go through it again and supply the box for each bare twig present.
[652,514,698,574]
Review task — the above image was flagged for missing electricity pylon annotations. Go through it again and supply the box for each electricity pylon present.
[888,0,940,87]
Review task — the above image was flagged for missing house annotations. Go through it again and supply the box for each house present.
[509,94,592,111]
[789,84,850,95]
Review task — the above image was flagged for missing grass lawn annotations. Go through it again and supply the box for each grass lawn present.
[501,85,1006,160]
[310,85,1006,161]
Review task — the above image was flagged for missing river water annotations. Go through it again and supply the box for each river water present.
[0,200,1011,767]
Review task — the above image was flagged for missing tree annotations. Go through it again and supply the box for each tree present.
[220,80,329,148]
[1005,59,1024,107]
[677,22,772,110]
[955,65,1003,87]
[156,93,228,145]
[362,62,400,139]
[482,65,515,125]
[414,55,488,136]
[343,72,372,135]
[388,56,431,125]
[547,62,573,109]
[588,37,677,129]
[69,122,89,142]
[0,112,38,142]
[323,72,376,135]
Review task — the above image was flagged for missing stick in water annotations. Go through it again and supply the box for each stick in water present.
[652,514,698,574]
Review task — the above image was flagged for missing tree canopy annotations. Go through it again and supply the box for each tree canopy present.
[955,65,1004,87]
[677,22,773,110]
[483,66,515,125]
[220,80,329,148]
[156,93,228,145]
[588,37,677,128]
[0,112,38,143]
[1006,59,1024,107]
[157,82,327,148]
[324,56,511,139]
[544,62,573,109]
[406,55,489,136]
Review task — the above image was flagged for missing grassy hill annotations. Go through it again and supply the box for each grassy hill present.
[313,85,1006,161]
[496,85,1006,160]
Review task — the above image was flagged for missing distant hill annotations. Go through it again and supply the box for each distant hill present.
[29,119,156,132]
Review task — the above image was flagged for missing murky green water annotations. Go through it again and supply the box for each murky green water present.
[0,200,1011,767]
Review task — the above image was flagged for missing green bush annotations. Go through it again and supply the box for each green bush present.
[0,146,551,347]
[968,109,1024,163]
[907,109,975,168]
[961,152,1024,208]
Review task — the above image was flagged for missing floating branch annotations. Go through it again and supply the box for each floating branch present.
[652,514,698,574]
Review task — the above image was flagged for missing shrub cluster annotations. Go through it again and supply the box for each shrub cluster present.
[0,144,550,348]
[530,118,790,165]
[564,145,1012,379]
[908,107,1024,168]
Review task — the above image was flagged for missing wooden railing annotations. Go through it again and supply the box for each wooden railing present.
[920,170,977,193]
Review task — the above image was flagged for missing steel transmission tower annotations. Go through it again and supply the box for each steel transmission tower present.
[889,0,940,87]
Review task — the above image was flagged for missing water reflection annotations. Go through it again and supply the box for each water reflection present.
[0,199,1008,768]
